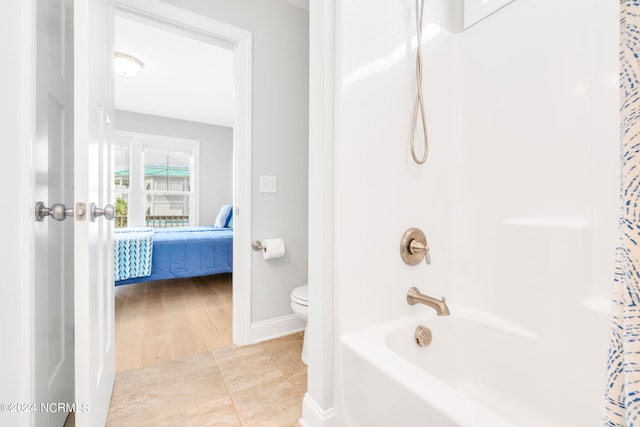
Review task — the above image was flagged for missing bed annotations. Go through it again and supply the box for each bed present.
[114,226,233,286]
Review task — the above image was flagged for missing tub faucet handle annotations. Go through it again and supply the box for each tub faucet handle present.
[400,228,431,266]
[409,240,431,265]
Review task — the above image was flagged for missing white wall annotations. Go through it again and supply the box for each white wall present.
[334,0,459,336]
[450,0,619,305]
[114,110,233,225]
[333,0,618,422]
[160,0,309,323]
[334,0,618,341]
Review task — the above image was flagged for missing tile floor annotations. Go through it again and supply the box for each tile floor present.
[106,332,306,426]
[66,275,307,426]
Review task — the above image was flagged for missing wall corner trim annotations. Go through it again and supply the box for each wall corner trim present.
[300,393,337,427]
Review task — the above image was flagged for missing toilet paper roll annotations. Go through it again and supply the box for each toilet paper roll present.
[261,238,285,260]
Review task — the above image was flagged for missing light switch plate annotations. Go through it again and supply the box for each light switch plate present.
[260,175,277,193]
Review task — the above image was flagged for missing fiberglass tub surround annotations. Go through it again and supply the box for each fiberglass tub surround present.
[335,0,618,425]
[342,220,609,426]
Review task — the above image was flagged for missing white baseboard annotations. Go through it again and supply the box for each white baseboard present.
[250,314,305,343]
[299,393,336,427]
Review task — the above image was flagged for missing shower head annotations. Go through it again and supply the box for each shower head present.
[398,0,465,32]
[399,0,518,33]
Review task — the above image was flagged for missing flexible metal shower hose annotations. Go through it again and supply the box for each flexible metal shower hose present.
[411,0,429,164]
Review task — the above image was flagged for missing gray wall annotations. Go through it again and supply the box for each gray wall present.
[114,110,233,226]
[162,0,309,323]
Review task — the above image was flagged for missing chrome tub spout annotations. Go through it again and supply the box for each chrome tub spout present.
[407,287,450,316]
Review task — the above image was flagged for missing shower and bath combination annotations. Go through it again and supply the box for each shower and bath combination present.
[404,0,519,322]
[400,227,450,351]
[340,0,614,425]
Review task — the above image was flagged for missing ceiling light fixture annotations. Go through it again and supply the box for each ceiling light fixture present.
[114,52,144,77]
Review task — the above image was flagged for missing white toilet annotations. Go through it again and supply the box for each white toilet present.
[290,284,309,365]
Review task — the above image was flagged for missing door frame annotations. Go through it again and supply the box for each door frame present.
[5,0,252,425]
[11,1,37,426]
[113,0,253,345]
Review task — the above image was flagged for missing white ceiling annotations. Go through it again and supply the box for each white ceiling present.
[114,15,235,127]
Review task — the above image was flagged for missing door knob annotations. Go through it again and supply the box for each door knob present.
[35,202,73,222]
[89,203,115,221]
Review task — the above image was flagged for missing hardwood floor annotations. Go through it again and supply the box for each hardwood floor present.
[115,274,233,373]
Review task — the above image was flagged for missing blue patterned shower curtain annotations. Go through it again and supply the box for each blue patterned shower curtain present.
[604,1,640,425]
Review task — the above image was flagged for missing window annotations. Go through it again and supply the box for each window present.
[113,131,199,228]
[114,146,131,228]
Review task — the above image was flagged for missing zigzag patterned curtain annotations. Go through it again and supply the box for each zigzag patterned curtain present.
[604,1,640,425]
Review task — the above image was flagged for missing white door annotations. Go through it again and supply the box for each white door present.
[74,0,116,425]
[34,0,75,425]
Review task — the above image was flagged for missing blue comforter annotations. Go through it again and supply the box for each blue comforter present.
[115,226,233,286]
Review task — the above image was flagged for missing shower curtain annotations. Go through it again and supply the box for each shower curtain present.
[604,1,640,425]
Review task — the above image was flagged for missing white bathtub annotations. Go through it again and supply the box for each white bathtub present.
[341,304,608,427]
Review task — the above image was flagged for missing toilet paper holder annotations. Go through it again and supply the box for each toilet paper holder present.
[252,238,286,260]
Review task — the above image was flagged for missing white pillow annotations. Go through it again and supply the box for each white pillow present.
[214,204,233,228]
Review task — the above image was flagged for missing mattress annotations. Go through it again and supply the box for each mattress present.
[115,226,233,286]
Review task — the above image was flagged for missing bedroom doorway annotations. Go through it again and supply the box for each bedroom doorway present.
[112,0,253,373]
